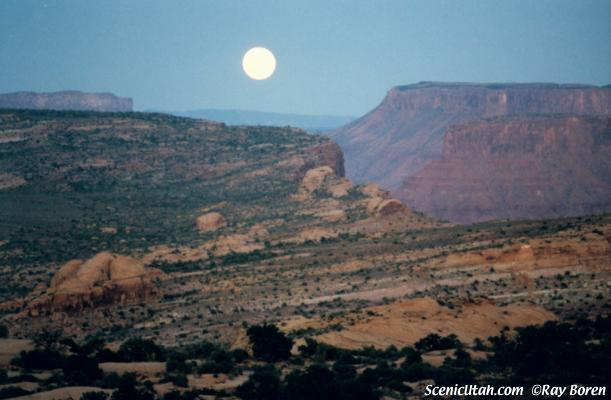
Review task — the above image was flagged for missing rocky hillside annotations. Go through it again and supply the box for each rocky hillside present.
[329,82,611,190]
[0,91,132,112]
[398,115,611,223]
[0,109,430,308]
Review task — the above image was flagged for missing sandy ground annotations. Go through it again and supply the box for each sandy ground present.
[9,387,112,400]
[99,361,166,375]
[0,339,33,366]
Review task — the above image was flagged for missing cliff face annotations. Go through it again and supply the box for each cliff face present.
[0,91,133,112]
[397,115,611,223]
[329,82,611,189]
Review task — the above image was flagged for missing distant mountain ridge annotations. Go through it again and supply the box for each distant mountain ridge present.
[168,108,355,131]
[0,90,133,112]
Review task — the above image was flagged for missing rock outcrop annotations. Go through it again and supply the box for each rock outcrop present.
[398,115,611,223]
[0,91,133,112]
[196,212,227,232]
[26,252,162,315]
[329,82,611,190]
[301,141,345,178]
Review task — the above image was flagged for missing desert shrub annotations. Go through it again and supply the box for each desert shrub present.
[0,386,30,399]
[360,362,411,393]
[118,337,164,362]
[444,348,472,368]
[400,346,422,364]
[236,365,281,400]
[167,372,188,387]
[229,348,249,363]
[401,362,437,382]
[184,341,219,358]
[162,390,202,400]
[284,364,341,400]
[487,318,610,385]
[434,366,475,385]
[246,324,293,362]
[414,333,462,352]
[12,348,64,370]
[166,355,193,374]
[110,373,155,400]
[62,354,103,385]
[81,392,109,400]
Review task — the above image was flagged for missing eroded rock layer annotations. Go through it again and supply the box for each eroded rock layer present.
[329,82,611,190]
[398,115,611,223]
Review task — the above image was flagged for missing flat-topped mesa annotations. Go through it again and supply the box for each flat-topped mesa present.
[398,114,611,224]
[0,91,133,112]
[329,82,611,189]
[386,82,611,116]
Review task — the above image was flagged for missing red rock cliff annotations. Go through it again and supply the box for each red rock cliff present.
[397,115,611,223]
[0,91,133,112]
[329,82,611,189]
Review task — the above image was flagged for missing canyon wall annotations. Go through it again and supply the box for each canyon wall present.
[329,82,611,190]
[397,115,611,223]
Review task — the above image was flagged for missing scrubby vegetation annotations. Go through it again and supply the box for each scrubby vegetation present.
[2,318,609,399]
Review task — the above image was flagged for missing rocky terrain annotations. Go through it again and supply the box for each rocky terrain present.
[0,110,609,399]
[398,115,611,223]
[330,82,611,190]
[0,91,132,112]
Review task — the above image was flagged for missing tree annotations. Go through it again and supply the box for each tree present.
[246,324,293,362]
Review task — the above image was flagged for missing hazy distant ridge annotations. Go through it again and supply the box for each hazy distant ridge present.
[0,91,132,112]
[171,109,355,131]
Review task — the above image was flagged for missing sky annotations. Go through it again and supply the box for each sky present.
[1,0,610,116]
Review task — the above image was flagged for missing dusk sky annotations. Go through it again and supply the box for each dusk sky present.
[1,0,610,115]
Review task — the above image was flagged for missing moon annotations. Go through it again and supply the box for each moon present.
[242,47,276,80]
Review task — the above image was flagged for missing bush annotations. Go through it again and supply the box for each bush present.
[0,325,8,338]
[81,392,109,400]
[284,364,341,400]
[110,373,155,400]
[236,365,281,400]
[414,334,462,352]
[0,387,30,399]
[62,354,103,385]
[12,348,64,370]
[246,324,293,362]
[118,338,164,362]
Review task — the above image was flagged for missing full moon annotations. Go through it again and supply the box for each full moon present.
[242,47,276,80]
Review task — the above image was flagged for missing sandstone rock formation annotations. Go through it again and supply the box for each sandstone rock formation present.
[301,141,345,178]
[197,212,227,232]
[26,252,162,315]
[329,82,611,190]
[286,297,555,350]
[0,91,133,112]
[398,115,611,223]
